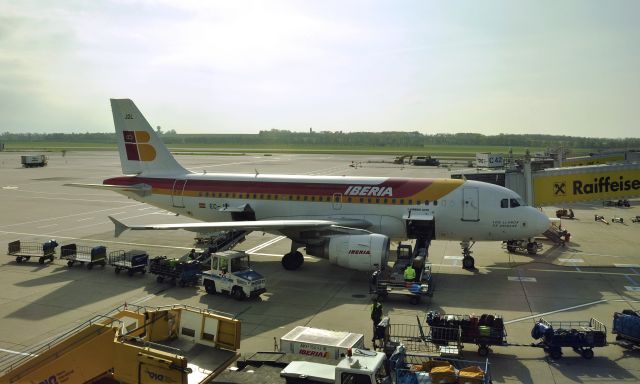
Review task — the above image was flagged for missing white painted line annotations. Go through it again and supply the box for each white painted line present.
[505,299,608,324]
[615,264,640,268]
[246,236,286,254]
[0,347,36,357]
[37,224,57,229]
[77,217,93,222]
[558,258,584,263]
[112,212,126,215]
[625,286,640,292]
[2,186,18,190]
[624,275,639,286]
[444,256,464,260]
[131,295,155,305]
[508,276,537,282]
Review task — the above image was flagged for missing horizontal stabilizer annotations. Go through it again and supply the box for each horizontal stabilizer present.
[65,183,151,196]
[109,216,130,238]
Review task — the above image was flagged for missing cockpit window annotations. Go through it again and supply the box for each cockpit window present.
[510,198,521,208]
[501,199,509,208]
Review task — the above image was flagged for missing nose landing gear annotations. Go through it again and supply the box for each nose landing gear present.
[460,241,475,270]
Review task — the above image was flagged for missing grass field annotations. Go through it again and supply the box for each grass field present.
[2,141,590,158]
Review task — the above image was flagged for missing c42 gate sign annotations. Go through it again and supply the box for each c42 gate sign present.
[533,164,640,205]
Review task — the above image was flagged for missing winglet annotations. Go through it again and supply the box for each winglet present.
[109,216,129,238]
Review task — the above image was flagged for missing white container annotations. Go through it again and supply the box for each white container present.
[280,326,365,360]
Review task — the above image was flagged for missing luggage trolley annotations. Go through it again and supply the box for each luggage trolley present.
[108,250,149,276]
[149,256,200,287]
[60,244,107,269]
[531,317,607,359]
[426,311,508,356]
[613,310,640,350]
[7,239,58,264]
[377,316,463,358]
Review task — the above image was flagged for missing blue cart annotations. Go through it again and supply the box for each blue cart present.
[108,250,149,276]
[60,244,106,269]
[149,256,200,287]
[531,318,607,359]
[613,310,640,349]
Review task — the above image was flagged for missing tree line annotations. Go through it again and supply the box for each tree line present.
[1,130,638,150]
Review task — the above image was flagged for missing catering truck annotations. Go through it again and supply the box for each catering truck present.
[21,155,47,168]
[279,326,365,360]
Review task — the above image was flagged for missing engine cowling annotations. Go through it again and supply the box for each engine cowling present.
[306,234,389,271]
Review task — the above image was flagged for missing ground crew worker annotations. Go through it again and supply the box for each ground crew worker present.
[404,264,416,282]
[370,298,383,346]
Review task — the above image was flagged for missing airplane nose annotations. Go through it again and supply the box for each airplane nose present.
[535,210,551,234]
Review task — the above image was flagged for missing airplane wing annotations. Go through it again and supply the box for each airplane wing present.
[109,216,372,238]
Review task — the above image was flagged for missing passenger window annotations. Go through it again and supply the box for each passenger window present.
[501,199,509,208]
[433,200,438,206]
[510,198,520,208]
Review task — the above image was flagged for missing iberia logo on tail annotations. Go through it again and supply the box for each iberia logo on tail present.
[123,130,156,161]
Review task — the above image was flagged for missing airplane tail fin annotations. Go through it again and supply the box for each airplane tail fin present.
[110,99,188,175]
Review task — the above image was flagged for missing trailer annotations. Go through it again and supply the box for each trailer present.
[531,317,607,359]
[7,240,58,264]
[396,351,492,384]
[613,310,640,349]
[377,316,463,358]
[20,155,47,168]
[426,311,507,356]
[60,244,107,269]
[370,243,433,305]
[107,250,149,276]
[149,256,200,287]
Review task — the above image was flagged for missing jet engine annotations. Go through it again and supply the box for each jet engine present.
[306,234,389,271]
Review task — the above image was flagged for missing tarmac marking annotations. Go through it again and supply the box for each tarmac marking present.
[444,256,463,260]
[558,258,584,263]
[505,299,608,324]
[0,347,36,357]
[624,275,639,286]
[615,263,640,268]
[508,277,537,282]
[0,204,143,229]
[37,224,57,229]
[245,236,286,253]
[77,217,93,222]
[625,286,640,292]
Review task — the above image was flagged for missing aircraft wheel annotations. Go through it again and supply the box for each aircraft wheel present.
[282,251,304,270]
[462,256,475,270]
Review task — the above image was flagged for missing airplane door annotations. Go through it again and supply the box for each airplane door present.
[171,179,187,208]
[462,188,479,221]
[332,193,342,210]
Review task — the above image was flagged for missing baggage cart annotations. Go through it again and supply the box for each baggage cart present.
[108,250,149,276]
[531,317,607,359]
[613,310,640,349]
[7,240,58,264]
[149,256,200,287]
[377,316,462,358]
[60,244,107,269]
[392,350,492,384]
[426,311,508,356]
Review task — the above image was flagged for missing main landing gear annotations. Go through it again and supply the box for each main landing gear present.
[282,245,304,270]
[461,241,475,270]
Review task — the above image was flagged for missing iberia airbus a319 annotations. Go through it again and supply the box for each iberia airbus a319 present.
[70,99,550,271]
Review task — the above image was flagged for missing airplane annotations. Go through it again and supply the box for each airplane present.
[69,99,551,271]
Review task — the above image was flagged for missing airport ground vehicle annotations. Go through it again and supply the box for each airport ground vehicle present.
[279,326,365,360]
[411,155,440,166]
[0,303,241,384]
[370,243,433,305]
[632,216,640,223]
[7,239,58,264]
[555,208,575,219]
[603,199,631,207]
[215,347,491,384]
[531,317,607,359]
[107,250,148,276]
[503,239,543,254]
[613,310,640,349]
[60,244,107,269]
[20,155,47,168]
[201,250,266,300]
[426,312,508,356]
[149,256,200,286]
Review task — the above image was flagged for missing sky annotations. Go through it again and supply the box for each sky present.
[0,1,639,137]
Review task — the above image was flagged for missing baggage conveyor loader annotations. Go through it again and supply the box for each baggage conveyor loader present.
[0,304,241,384]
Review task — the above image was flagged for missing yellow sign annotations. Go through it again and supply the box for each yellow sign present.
[534,168,640,205]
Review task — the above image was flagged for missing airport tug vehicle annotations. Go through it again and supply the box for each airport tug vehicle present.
[201,250,266,300]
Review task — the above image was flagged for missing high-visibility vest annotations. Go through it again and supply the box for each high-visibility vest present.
[404,266,416,280]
